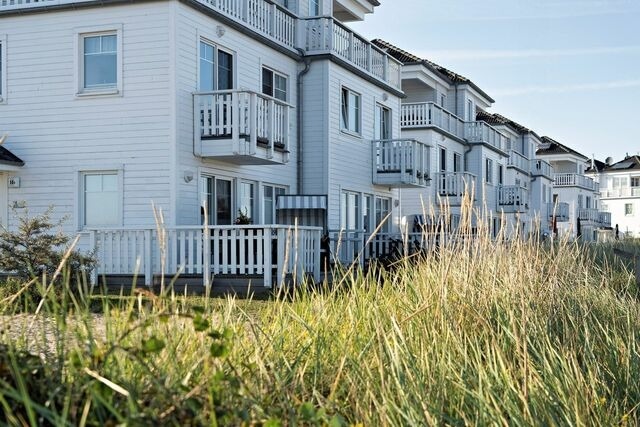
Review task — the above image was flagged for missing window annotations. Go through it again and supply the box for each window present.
[440,93,446,108]
[81,172,121,227]
[586,196,591,209]
[83,34,117,89]
[375,196,392,233]
[485,158,493,184]
[578,194,583,209]
[631,177,640,187]
[374,104,391,140]
[340,191,360,230]
[201,175,233,225]
[309,0,320,16]
[341,87,361,135]
[263,184,286,224]
[625,203,634,216]
[0,35,6,102]
[439,147,447,172]
[467,99,474,121]
[453,153,461,173]
[498,164,504,185]
[238,182,255,222]
[363,194,373,233]
[261,67,288,101]
[199,40,234,91]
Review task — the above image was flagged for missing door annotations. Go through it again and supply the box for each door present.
[201,175,233,225]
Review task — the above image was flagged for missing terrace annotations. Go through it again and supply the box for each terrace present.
[372,139,431,188]
[436,172,476,206]
[497,186,529,213]
[400,102,466,140]
[531,159,553,179]
[548,202,570,222]
[553,173,598,191]
[464,122,509,153]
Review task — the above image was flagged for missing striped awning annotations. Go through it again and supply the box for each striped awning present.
[277,195,327,210]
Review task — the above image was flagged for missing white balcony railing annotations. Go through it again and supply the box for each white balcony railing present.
[84,225,322,288]
[373,139,431,187]
[194,90,291,164]
[400,102,466,139]
[497,186,529,212]
[601,187,640,198]
[548,202,570,222]
[553,173,597,191]
[437,172,476,204]
[464,121,508,152]
[531,159,553,178]
[578,208,600,224]
[599,211,612,227]
[304,17,402,90]
[507,150,529,172]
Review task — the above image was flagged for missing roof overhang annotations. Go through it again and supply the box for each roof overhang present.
[0,144,24,171]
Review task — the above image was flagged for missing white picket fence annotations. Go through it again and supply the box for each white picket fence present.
[83,225,322,288]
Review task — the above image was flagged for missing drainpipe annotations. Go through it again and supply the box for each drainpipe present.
[296,50,312,194]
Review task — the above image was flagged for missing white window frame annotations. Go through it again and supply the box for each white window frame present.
[0,34,7,104]
[262,183,287,224]
[237,180,256,223]
[261,66,289,102]
[309,0,321,16]
[485,158,493,184]
[467,99,474,121]
[340,87,361,136]
[374,103,391,140]
[197,36,236,92]
[77,168,124,230]
[75,24,123,98]
[340,190,361,230]
[199,173,234,225]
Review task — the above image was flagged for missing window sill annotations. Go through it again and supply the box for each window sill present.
[76,88,121,99]
[340,129,362,139]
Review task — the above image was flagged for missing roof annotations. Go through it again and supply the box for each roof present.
[536,136,588,160]
[475,111,541,138]
[0,146,24,167]
[371,39,495,103]
[598,156,640,173]
[586,158,607,173]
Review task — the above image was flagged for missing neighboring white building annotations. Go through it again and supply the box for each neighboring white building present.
[588,155,640,238]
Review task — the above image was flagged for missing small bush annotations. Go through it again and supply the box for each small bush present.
[0,207,95,281]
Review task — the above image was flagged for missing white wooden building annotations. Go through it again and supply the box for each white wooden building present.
[588,155,640,238]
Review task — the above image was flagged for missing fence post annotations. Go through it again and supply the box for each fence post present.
[313,229,321,283]
[144,230,152,287]
[88,230,97,286]
[276,227,287,288]
[263,227,272,288]
[203,227,211,290]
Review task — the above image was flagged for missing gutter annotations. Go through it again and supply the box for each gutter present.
[296,50,312,194]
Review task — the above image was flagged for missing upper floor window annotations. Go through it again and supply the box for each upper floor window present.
[309,0,320,16]
[262,67,287,101]
[0,35,5,102]
[467,99,474,121]
[199,40,233,91]
[76,25,122,96]
[453,152,462,172]
[374,104,391,140]
[439,93,446,108]
[631,177,640,187]
[81,171,121,227]
[341,87,361,135]
[498,164,504,185]
[485,158,493,184]
[83,34,117,89]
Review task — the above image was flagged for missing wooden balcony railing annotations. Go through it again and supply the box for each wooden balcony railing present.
[372,139,431,187]
[578,208,600,223]
[194,90,291,164]
[437,172,476,204]
[507,150,529,172]
[304,17,402,90]
[548,202,570,222]
[601,187,640,198]
[599,211,612,227]
[531,159,553,178]
[464,121,508,152]
[400,102,465,139]
[83,225,322,288]
[497,186,529,212]
[553,173,597,191]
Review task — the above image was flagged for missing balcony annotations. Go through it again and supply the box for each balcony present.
[507,151,529,173]
[400,102,465,140]
[304,17,402,90]
[497,186,529,213]
[531,159,553,179]
[194,90,291,165]
[601,187,640,198]
[553,173,597,191]
[578,208,600,224]
[372,139,431,188]
[599,211,612,227]
[548,202,570,222]
[436,172,476,205]
[464,121,509,153]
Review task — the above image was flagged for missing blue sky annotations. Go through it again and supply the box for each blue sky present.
[350,0,640,162]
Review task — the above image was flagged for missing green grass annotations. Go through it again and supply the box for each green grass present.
[0,234,639,426]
